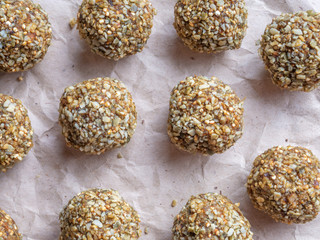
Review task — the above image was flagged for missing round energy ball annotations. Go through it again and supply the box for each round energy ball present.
[247,146,320,224]
[172,193,253,239]
[174,0,248,53]
[59,189,141,239]
[0,0,52,72]
[0,209,21,239]
[77,0,156,60]
[0,94,33,172]
[259,11,320,92]
[59,77,137,154]
[167,75,244,155]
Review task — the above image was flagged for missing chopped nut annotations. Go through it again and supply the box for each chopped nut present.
[171,200,177,208]
[69,18,76,29]
[117,153,123,159]
[17,76,23,81]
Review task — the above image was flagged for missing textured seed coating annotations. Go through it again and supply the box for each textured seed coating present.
[0,0,52,72]
[259,11,320,91]
[174,0,248,53]
[167,75,244,155]
[0,208,22,239]
[59,189,141,240]
[0,94,33,172]
[77,0,156,60]
[172,192,253,239]
[59,77,137,155]
[247,146,320,224]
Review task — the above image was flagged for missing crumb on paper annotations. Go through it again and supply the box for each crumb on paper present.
[171,199,177,208]
[117,153,123,159]
[69,18,76,29]
[141,119,145,125]
[144,227,148,234]
[17,76,23,81]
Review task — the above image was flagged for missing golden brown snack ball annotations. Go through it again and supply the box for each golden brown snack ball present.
[77,0,156,60]
[247,146,320,224]
[167,75,244,155]
[59,77,137,155]
[259,11,320,91]
[59,189,141,239]
[174,0,248,53]
[172,192,253,239]
[0,0,52,72]
[0,94,33,172]
[0,208,22,239]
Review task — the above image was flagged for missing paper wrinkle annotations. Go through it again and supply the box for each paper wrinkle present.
[0,0,320,239]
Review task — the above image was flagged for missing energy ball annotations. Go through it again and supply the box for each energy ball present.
[167,75,244,155]
[77,0,156,60]
[259,11,320,92]
[0,209,21,239]
[174,0,248,53]
[172,193,253,239]
[0,94,33,172]
[247,146,320,224]
[0,0,52,72]
[59,77,137,154]
[59,189,141,239]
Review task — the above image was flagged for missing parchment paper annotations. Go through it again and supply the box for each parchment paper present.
[1,0,320,239]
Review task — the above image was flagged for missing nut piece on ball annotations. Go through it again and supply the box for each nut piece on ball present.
[167,75,244,155]
[0,0,52,72]
[0,209,21,239]
[0,94,33,172]
[77,0,156,60]
[59,189,141,239]
[247,146,320,224]
[174,0,248,53]
[58,77,137,155]
[172,193,253,239]
[259,11,320,92]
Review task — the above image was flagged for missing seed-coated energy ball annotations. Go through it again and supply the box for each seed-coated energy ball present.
[0,94,33,172]
[59,189,141,239]
[174,0,248,53]
[167,76,244,155]
[77,0,156,60]
[59,77,137,155]
[0,0,52,72]
[0,209,21,239]
[172,193,253,239]
[247,146,320,224]
[259,11,320,92]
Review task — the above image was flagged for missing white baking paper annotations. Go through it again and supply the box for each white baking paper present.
[1,0,320,239]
